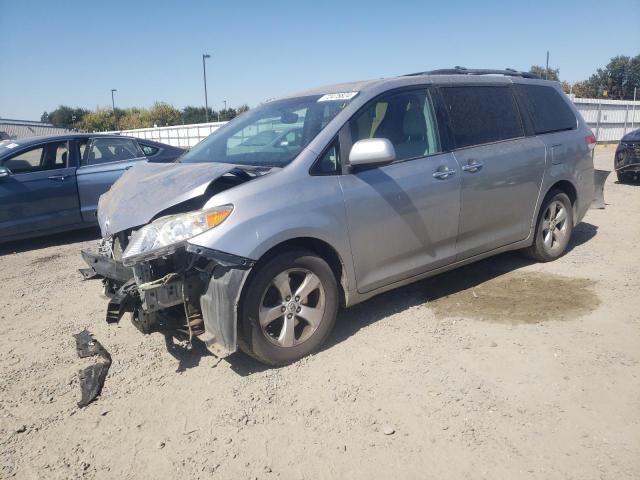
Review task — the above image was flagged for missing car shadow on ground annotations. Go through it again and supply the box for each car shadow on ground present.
[0,227,100,256]
[225,222,598,376]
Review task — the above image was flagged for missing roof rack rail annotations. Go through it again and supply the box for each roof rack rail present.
[404,67,540,79]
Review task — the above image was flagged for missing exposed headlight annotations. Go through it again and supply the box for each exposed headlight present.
[122,205,233,265]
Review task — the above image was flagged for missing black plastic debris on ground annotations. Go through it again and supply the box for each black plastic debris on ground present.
[74,329,112,407]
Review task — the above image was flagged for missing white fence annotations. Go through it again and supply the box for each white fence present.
[108,121,228,148]
[108,97,640,148]
[572,97,640,142]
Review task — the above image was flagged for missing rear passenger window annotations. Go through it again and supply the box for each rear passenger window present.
[87,138,141,165]
[441,86,524,148]
[515,84,576,134]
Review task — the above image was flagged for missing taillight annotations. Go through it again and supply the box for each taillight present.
[585,133,597,151]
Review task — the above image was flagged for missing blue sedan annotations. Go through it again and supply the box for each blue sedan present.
[0,134,185,242]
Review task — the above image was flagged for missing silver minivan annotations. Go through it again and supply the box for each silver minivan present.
[84,68,597,365]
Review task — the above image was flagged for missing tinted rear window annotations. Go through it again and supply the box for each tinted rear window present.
[441,86,524,148]
[515,84,576,134]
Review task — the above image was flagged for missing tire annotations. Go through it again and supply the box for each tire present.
[523,189,574,262]
[238,250,338,366]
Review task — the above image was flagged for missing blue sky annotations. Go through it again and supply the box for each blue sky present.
[1,0,638,120]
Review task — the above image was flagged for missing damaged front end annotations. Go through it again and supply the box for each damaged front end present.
[79,161,269,357]
[82,238,253,357]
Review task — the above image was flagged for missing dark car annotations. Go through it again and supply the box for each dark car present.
[615,128,640,183]
[135,138,186,163]
[0,134,185,242]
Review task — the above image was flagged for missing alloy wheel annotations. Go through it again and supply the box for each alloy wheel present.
[258,268,326,347]
[542,200,569,251]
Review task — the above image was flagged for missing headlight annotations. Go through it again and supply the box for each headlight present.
[122,204,233,265]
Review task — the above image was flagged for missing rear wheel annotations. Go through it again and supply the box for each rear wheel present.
[238,250,338,366]
[523,190,573,262]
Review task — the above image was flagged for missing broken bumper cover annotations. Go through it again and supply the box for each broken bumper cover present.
[81,243,254,358]
[80,249,133,282]
[591,169,610,210]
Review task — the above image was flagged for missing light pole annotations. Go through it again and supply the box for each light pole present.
[202,54,211,122]
[218,100,227,122]
[545,51,549,80]
[111,89,117,129]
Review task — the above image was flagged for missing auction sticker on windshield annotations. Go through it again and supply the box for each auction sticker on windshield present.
[318,92,358,102]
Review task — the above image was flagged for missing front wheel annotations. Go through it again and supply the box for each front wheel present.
[523,190,574,262]
[238,250,338,366]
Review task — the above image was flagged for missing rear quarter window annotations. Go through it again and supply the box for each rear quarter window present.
[515,84,576,135]
[440,86,524,149]
[140,144,160,156]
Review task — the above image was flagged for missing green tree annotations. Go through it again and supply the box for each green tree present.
[529,65,560,81]
[40,111,49,123]
[118,107,152,130]
[80,108,116,132]
[561,80,596,98]
[47,105,90,128]
[148,102,181,126]
[586,55,640,99]
[182,106,215,124]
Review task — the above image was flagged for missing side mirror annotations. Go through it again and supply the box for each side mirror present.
[0,166,11,179]
[349,138,395,168]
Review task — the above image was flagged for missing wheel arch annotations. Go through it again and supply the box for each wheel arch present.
[241,236,349,309]
[547,179,578,224]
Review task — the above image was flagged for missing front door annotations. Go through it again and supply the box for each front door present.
[0,141,81,240]
[339,88,461,293]
[438,85,546,259]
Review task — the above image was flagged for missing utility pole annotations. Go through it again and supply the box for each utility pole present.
[111,89,117,129]
[545,51,549,80]
[202,54,211,122]
[632,87,637,129]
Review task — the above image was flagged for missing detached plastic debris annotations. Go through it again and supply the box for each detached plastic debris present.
[74,329,112,407]
[591,169,610,209]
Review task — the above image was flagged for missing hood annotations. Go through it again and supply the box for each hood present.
[622,128,640,142]
[97,161,240,236]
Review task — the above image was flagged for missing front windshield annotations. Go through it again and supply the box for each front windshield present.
[180,94,354,167]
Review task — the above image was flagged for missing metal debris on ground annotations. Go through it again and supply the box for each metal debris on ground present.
[74,329,112,407]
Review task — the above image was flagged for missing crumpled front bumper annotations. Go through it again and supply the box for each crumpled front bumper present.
[615,144,640,173]
[81,242,254,358]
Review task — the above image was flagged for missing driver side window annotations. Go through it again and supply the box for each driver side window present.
[350,89,441,162]
[2,142,68,174]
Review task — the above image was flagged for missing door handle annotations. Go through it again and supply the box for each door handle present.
[47,175,66,181]
[462,161,483,173]
[432,168,456,180]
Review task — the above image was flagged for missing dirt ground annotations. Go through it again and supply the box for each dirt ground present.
[1,148,639,479]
